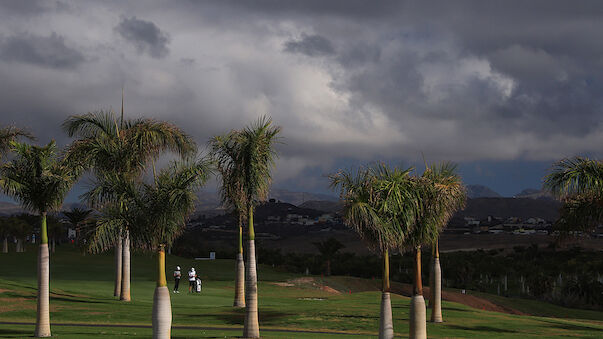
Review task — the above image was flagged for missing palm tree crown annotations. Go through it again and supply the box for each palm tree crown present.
[1,141,79,215]
[63,111,196,179]
[330,163,417,252]
[544,157,603,235]
[85,157,211,252]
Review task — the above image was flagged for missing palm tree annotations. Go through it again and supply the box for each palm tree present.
[63,207,92,246]
[403,162,465,338]
[0,140,80,337]
[46,215,66,253]
[0,216,12,253]
[331,163,417,339]
[313,238,345,276]
[544,157,603,237]
[214,116,280,339]
[63,110,195,301]
[86,158,210,339]
[10,215,33,253]
[422,163,466,323]
[210,131,248,307]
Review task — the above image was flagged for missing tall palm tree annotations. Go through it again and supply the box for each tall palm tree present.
[86,158,210,339]
[403,162,465,338]
[331,163,417,339]
[216,116,280,339]
[544,157,603,236]
[210,131,248,307]
[0,140,80,337]
[63,111,195,301]
[422,163,465,323]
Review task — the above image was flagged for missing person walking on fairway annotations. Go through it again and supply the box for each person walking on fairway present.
[188,268,197,293]
[173,266,181,293]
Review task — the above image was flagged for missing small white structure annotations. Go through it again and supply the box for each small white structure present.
[195,252,216,260]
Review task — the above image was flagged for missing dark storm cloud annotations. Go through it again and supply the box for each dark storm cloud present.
[284,34,335,57]
[2,0,603,196]
[0,33,85,69]
[0,0,50,15]
[115,16,170,58]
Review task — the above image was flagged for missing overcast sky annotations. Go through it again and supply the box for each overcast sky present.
[1,0,602,200]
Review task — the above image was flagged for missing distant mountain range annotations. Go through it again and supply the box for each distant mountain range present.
[466,185,501,198]
[513,188,553,200]
[466,185,553,200]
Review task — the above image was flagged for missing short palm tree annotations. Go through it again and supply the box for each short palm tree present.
[544,157,603,236]
[63,207,93,246]
[313,238,345,276]
[63,111,195,301]
[46,215,66,253]
[210,131,249,307]
[10,215,33,253]
[86,158,210,339]
[331,163,417,339]
[0,140,80,337]
[0,216,12,253]
[422,163,465,323]
[215,116,280,339]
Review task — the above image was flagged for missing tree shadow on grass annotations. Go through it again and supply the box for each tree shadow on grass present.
[445,325,518,333]
[50,296,106,304]
[0,328,33,338]
[442,306,472,313]
[538,319,602,332]
[216,309,293,326]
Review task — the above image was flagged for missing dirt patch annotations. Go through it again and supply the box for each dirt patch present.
[0,297,36,313]
[270,277,341,294]
[289,277,314,284]
[320,285,341,294]
[388,283,526,315]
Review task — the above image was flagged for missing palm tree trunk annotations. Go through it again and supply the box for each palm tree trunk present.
[379,249,394,339]
[410,246,426,339]
[16,238,21,252]
[34,212,51,337]
[243,208,260,338]
[51,237,55,253]
[2,237,8,253]
[152,245,172,339]
[430,240,442,323]
[114,231,123,298]
[120,230,131,301]
[428,245,435,308]
[234,216,245,307]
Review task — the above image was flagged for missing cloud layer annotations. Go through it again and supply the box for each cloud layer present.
[1,1,602,195]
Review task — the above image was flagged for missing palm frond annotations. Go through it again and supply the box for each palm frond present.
[544,157,603,198]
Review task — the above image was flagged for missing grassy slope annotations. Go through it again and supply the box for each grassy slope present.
[0,244,602,338]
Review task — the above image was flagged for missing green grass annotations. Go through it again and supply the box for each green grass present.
[1,244,602,338]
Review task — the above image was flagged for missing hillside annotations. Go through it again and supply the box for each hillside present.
[459,197,561,220]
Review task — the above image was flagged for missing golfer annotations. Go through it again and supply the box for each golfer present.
[173,266,181,293]
[188,268,197,293]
